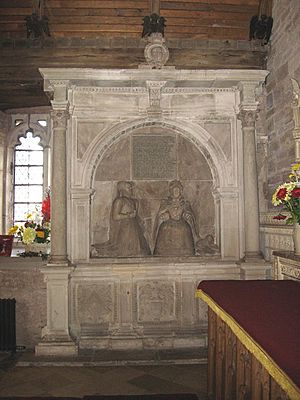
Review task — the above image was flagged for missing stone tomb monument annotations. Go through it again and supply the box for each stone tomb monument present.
[35,68,269,356]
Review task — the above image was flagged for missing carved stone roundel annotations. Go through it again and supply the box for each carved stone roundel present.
[144,33,169,69]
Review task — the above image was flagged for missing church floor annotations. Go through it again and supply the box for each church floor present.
[0,352,207,399]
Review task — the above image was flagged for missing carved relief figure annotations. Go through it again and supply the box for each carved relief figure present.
[92,181,150,257]
[153,180,198,256]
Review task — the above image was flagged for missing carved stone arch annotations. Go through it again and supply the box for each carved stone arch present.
[83,118,228,190]
[7,121,50,149]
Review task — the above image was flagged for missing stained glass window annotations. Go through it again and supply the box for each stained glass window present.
[13,131,44,224]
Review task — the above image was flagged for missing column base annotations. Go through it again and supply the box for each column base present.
[244,251,263,261]
[35,339,78,356]
[240,258,272,280]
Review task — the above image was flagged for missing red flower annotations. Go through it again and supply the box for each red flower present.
[42,193,51,222]
[273,214,287,220]
[292,187,300,198]
[276,188,287,200]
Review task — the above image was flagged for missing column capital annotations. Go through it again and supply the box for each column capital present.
[237,109,257,128]
[51,108,70,130]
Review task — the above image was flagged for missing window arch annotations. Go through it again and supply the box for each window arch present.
[13,130,44,225]
[5,114,51,232]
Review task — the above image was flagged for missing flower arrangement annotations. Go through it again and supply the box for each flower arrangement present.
[272,164,300,224]
[8,190,51,245]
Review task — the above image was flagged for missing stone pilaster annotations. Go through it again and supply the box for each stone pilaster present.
[238,106,261,259]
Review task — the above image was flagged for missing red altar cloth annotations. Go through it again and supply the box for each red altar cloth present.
[197,280,300,396]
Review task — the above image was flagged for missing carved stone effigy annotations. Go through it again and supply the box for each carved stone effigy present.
[153,180,197,256]
[92,178,219,258]
[92,181,151,257]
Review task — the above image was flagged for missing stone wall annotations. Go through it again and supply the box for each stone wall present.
[0,259,46,349]
[266,0,300,201]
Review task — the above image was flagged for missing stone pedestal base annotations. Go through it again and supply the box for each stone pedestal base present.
[78,334,206,352]
[35,340,78,356]
[240,259,272,279]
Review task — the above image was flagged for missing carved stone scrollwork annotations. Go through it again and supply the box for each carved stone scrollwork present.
[48,79,69,91]
[237,110,257,128]
[51,109,69,130]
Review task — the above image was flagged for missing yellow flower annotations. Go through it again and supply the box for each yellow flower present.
[36,230,45,239]
[23,227,36,244]
[26,213,32,219]
[8,225,18,235]
[292,163,300,171]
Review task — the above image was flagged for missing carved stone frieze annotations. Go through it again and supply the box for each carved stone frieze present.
[280,264,300,280]
[137,281,175,322]
[48,79,70,92]
[163,87,235,94]
[74,87,147,94]
[260,211,290,226]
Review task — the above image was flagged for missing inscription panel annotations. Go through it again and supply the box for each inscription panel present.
[132,135,177,180]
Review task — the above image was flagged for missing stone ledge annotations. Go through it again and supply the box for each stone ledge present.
[17,348,207,367]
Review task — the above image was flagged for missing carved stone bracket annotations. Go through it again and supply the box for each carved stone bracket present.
[146,80,167,111]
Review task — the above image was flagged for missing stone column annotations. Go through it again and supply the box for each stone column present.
[239,109,261,259]
[50,107,69,263]
[35,80,78,356]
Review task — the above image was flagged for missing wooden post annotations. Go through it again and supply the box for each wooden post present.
[150,0,160,14]
[208,308,217,399]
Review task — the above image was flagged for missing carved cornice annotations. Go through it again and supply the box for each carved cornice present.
[74,87,147,94]
[163,87,236,94]
[73,86,235,95]
[48,79,70,90]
